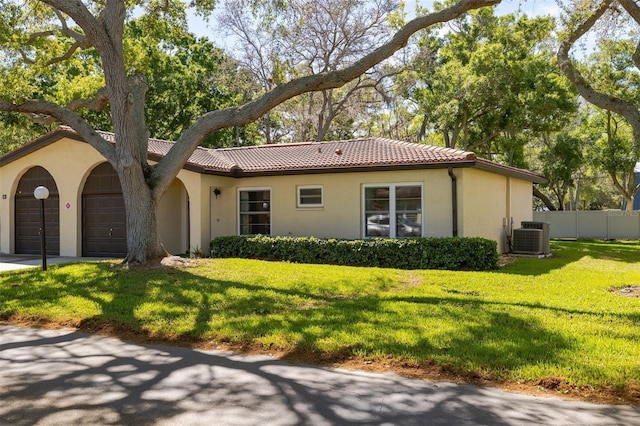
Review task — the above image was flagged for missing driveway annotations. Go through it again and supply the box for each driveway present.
[1,325,639,425]
[0,255,102,272]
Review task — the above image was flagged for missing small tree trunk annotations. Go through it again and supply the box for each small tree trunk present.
[623,195,634,211]
[573,177,581,210]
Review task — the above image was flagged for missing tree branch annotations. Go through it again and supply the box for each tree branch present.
[533,186,558,211]
[153,0,502,193]
[557,0,640,142]
[618,0,640,69]
[39,0,114,57]
[66,87,110,111]
[28,30,57,42]
[24,8,91,66]
[54,7,89,44]
[0,98,116,163]
[44,41,82,65]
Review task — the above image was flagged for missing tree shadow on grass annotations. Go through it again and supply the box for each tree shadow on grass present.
[271,296,574,375]
[497,239,640,276]
[3,263,574,376]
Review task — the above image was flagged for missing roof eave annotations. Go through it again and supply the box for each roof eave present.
[474,159,547,184]
[201,160,478,177]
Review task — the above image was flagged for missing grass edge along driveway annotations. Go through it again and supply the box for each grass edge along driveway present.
[1,239,639,404]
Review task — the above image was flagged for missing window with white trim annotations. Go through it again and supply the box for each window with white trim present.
[364,184,422,238]
[239,189,271,235]
[297,185,323,208]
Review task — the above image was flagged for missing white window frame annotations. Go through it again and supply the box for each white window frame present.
[238,187,272,235]
[362,183,424,238]
[297,185,324,208]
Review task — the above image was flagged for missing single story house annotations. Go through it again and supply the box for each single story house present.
[0,126,545,257]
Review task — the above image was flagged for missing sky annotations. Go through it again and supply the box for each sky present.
[416,0,560,17]
[186,0,562,46]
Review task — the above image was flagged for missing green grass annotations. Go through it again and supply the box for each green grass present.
[1,239,639,393]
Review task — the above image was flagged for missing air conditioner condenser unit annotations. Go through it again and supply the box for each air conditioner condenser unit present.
[512,228,545,255]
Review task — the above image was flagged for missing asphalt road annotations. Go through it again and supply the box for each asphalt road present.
[1,324,639,426]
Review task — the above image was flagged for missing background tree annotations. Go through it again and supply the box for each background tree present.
[0,113,49,153]
[558,0,640,210]
[530,106,629,211]
[587,109,640,209]
[220,0,398,143]
[535,132,585,210]
[397,8,577,164]
[0,0,500,264]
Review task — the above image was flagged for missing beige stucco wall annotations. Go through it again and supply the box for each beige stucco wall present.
[509,176,535,232]
[204,168,455,242]
[0,137,208,257]
[165,169,221,257]
[457,168,533,252]
[157,178,189,255]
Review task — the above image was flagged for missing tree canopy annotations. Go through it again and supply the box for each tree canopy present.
[219,0,399,143]
[399,9,577,161]
[556,0,640,209]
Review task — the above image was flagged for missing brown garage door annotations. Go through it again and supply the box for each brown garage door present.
[15,166,60,255]
[82,163,127,257]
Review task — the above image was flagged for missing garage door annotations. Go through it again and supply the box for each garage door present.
[82,163,127,257]
[15,166,60,255]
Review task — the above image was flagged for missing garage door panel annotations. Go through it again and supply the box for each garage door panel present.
[82,163,127,258]
[83,193,127,257]
[15,166,60,255]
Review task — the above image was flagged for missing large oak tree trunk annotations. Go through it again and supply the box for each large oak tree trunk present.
[107,66,164,264]
[115,85,166,264]
[119,163,165,264]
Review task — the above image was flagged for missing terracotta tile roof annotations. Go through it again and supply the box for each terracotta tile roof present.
[212,138,476,173]
[0,126,545,183]
[90,129,478,173]
[93,129,239,171]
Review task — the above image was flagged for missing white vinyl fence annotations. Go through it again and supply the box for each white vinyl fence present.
[532,211,640,240]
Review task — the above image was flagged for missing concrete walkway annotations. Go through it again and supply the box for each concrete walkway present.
[0,254,102,272]
[1,325,639,425]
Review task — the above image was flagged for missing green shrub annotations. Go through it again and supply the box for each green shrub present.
[210,235,498,271]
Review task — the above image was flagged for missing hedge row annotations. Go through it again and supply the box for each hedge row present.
[210,235,498,271]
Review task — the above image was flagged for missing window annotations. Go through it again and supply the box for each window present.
[364,184,422,238]
[239,189,271,235]
[297,186,323,208]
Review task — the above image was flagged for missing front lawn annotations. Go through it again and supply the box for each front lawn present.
[1,240,639,402]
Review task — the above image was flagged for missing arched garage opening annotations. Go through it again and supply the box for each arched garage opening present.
[82,162,126,257]
[15,166,60,255]
[158,178,190,256]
